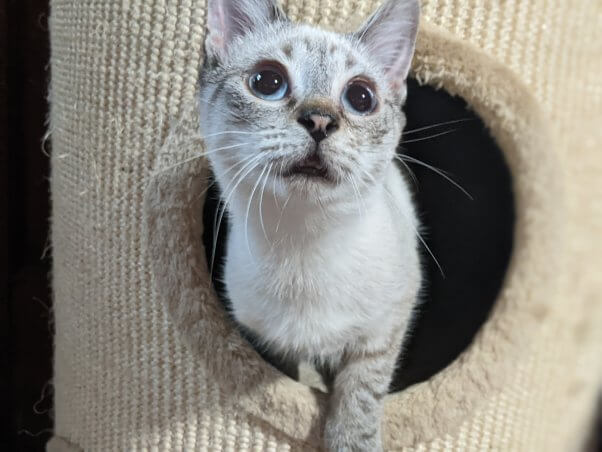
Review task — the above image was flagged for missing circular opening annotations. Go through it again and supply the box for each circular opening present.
[201,79,515,392]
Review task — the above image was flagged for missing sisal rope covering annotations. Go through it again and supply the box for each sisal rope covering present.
[49,1,602,450]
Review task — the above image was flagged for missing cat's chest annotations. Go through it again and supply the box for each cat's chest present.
[227,220,397,304]
[224,225,412,357]
[228,237,381,307]
[230,260,392,357]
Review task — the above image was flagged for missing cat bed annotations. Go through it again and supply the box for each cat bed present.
[48,0,602,450]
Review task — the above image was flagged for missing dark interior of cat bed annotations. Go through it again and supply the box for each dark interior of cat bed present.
[202,78,515,392]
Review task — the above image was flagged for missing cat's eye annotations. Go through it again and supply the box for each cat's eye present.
[248,64,289,101]
[342,80,377,114]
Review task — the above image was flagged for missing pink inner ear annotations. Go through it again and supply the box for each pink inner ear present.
[387,47,412,89]
[216,1,228,43]
[356,1,419,91]
[207,0,229,55]
[210,34,225,52]
[389,78,403,93]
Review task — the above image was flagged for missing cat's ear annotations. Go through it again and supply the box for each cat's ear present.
[355,0,419,92]
[206,0,286,60]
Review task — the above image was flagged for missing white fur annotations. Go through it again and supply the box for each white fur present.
[200,0,421,363]
[225,164,421,364]
[199,1,421,449]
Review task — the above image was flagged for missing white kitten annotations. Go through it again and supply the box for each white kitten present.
[198,0,421,450]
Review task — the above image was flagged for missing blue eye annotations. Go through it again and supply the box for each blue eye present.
[248,65,289,100]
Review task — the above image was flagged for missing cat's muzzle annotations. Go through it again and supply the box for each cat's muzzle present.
[282,151,333,182]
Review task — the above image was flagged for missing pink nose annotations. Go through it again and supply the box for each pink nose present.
[307,114,332,132]
[297,110,339,143]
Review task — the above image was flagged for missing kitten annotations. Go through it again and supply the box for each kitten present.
[198,0,421,450]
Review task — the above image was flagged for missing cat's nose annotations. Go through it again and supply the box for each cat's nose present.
[297,110,339,143]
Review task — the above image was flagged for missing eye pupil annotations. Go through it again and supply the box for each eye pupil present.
[255,71,281,94]
[249,68,288,100]
[345,83,374,113]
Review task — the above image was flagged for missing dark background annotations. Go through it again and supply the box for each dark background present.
[1,0,54,451]
[0,1,600,451]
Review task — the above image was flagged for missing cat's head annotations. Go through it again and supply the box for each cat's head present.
[198,0,419,206]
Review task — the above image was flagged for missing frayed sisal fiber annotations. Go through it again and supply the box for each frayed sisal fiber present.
[48,0,602,451]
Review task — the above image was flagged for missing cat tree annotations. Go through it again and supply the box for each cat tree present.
[48,1,601,451]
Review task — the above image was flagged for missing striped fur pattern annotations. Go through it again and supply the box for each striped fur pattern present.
[199,1,420,450]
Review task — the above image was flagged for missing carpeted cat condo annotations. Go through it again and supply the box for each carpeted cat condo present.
[48,1,602,451]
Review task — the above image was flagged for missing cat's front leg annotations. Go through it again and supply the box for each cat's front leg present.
[323,345,399,452]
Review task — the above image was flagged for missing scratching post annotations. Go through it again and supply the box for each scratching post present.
[49,1,602,450]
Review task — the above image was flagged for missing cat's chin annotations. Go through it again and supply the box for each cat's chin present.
[283,169,334,184]
[283,165,329,180]
[281,172,339,200]
[282,168,337,191]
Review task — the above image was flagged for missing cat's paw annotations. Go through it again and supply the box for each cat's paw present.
[324,417,383,452]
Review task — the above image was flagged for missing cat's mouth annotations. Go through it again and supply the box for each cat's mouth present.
[283,154,333,182]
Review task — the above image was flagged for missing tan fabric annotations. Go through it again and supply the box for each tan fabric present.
[49,0,602,450]
[47,436,83,452]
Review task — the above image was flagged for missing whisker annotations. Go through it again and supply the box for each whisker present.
[152,142,250,176]
[212,158,262,274]
[272,160,283,210]
[258,163,272,244]
[403,118,473,135]
[392,154,418,187]
[217,154,263,212]
[244,164,268,258]
[210,198,225,279]
[203,153,258,207]
[415,228,444,277]
[398,154,473,200]
[201,130,261,139]
[402,128,458,144]
[347,174,365,218]
[201,141,252,158]
[275,191,293,233]
[210,155,262,276]
[221,152,259,177]
[383,187,445,278]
